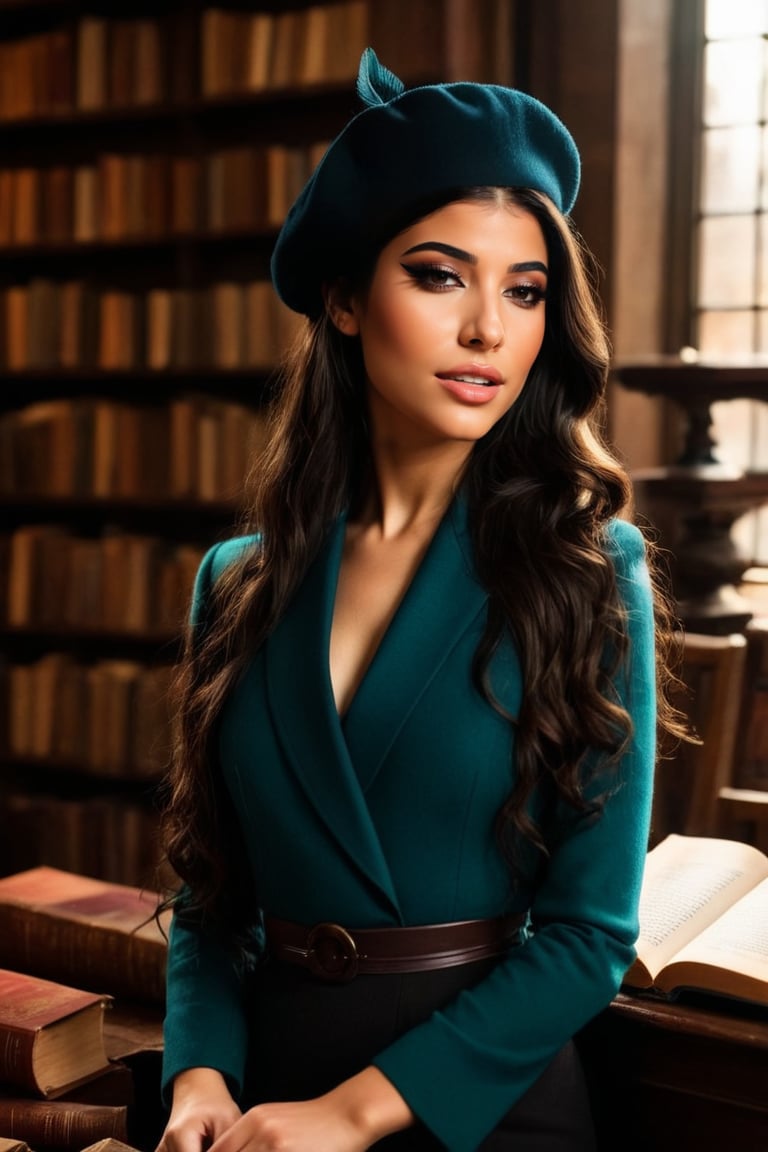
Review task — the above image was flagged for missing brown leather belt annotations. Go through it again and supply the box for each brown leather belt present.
[263,914,526,983]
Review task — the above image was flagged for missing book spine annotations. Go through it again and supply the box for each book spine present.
[0,136,327,251]
[0,1031,36,1096]
[0,911,166,1003]
[0,1099,128,1147]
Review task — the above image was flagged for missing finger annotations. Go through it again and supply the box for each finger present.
[158,1127,211,1152]
[209,1114,257,1152]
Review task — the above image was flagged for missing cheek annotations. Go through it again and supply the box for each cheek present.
[361,298,430,367]
[505,315,545,378]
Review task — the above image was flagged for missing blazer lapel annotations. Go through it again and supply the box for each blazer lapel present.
[343,495,489,791]
[264,516,403,923]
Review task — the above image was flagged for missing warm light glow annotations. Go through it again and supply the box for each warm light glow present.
[698,2,768,560]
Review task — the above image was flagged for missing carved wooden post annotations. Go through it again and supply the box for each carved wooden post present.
[615,358,768,634]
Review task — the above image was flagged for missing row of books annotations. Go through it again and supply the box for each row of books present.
[0,143,327,248]
[3,656,174,780]
[202,2,367,95]
[0,0,372,123]
[0,397,266,501]
[0,19,167,122]
[0,280,303,372]
[0,865,170,1149]
[2,529,206,635]
[0,794,167,890]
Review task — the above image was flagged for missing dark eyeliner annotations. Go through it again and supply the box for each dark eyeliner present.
[510,282,547,306]
[399,261,463,288]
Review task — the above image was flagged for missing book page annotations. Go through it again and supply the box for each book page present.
[666,876,768,986]
[628,835,768,982]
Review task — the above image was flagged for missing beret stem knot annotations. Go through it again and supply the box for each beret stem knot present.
[356,47,405,106]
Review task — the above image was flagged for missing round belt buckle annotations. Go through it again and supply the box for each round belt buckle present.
[306,922,359,982]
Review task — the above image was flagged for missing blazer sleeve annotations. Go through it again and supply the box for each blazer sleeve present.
[372,519,656,1152]
[162,538,260,1101]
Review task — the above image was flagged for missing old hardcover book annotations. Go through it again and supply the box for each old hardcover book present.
[5,287,28,371]
[0,1098,128,1148]
[624,833,768,1006]
[245,12,273,90]
[170,156,202,234]
[80,1141,141,1152]
[56,1060,134,1108]
[108,21,134,109]
[0,1138,29,1152]
[210,282,244,369]
[0,970,111,1099]
[73,166,98,243]
[268,9,299,87]
[146,289,172,369]
[244,280,275,368]
[76,19,107,111]
[0,170,13,245]
[11,169,39,245]
[46,27,74,115]
[0,868,169,1004]
[201,8,236,97]
[133,20,163,106]
[43,167,73,245]
[0,1059,134,1109]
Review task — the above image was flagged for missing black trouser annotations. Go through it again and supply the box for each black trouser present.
[243,956,597,1151]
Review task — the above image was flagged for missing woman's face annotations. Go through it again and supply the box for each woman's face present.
[340,199,548,450]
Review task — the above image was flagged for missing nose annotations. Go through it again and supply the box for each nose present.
[459,289,504,350]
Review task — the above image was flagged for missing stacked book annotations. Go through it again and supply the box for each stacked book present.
[0,867,170,1151]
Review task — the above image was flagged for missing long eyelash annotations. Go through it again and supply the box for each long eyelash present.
[400,262,462,289]
[511,283,547,307]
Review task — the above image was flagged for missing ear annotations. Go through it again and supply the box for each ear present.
[322,279,361,336]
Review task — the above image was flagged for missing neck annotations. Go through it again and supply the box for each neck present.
[361,436,471,539]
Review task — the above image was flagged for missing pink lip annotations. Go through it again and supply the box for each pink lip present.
[436,364,503,404]
[437,364,504,387]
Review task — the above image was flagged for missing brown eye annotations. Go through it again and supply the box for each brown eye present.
[506,283,547,308]
[400,263,465,291]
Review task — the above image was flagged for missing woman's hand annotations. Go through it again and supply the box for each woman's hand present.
[208,1067,414,1152]
[157,1067,243,1152]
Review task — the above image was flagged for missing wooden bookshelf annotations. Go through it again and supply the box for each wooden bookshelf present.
[0,0,510,886]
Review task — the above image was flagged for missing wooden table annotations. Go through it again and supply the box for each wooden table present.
[103,994,768,1150]
[580,992,768,1150]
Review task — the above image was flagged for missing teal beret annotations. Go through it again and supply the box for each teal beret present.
[271,49,581,318]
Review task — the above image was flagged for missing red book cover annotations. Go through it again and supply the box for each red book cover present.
[0,969,111,1098]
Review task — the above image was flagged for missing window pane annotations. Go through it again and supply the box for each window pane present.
[753,508,768,564]
[732,511,758,562]
[701,125,761,212]
[761,126,768,209]
[697,216,757,308]
[753,398,768,468]
[698,309,755,354]
[703,39,762,125]
[706,0,768,40]
[711,397,755,468]
[760,214,768,305]
[758,308,768,348]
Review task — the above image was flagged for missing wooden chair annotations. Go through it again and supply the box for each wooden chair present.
[651,631,747,846]
[718,618,768,851]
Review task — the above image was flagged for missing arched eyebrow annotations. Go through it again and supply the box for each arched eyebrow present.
[400,241,547,276]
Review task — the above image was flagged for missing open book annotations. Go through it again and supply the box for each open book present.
[623,833,768,1005]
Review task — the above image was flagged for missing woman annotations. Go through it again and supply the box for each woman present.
[157,50,678,1152]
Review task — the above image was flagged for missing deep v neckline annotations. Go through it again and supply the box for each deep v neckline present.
[335,497,489,791]
[331,503,454,725]
[329,499,455,723]
[261,491,488,897]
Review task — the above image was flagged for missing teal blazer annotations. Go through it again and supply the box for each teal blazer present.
[163,499,656,1152]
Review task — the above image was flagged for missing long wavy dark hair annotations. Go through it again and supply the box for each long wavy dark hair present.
[159,186,682,941]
